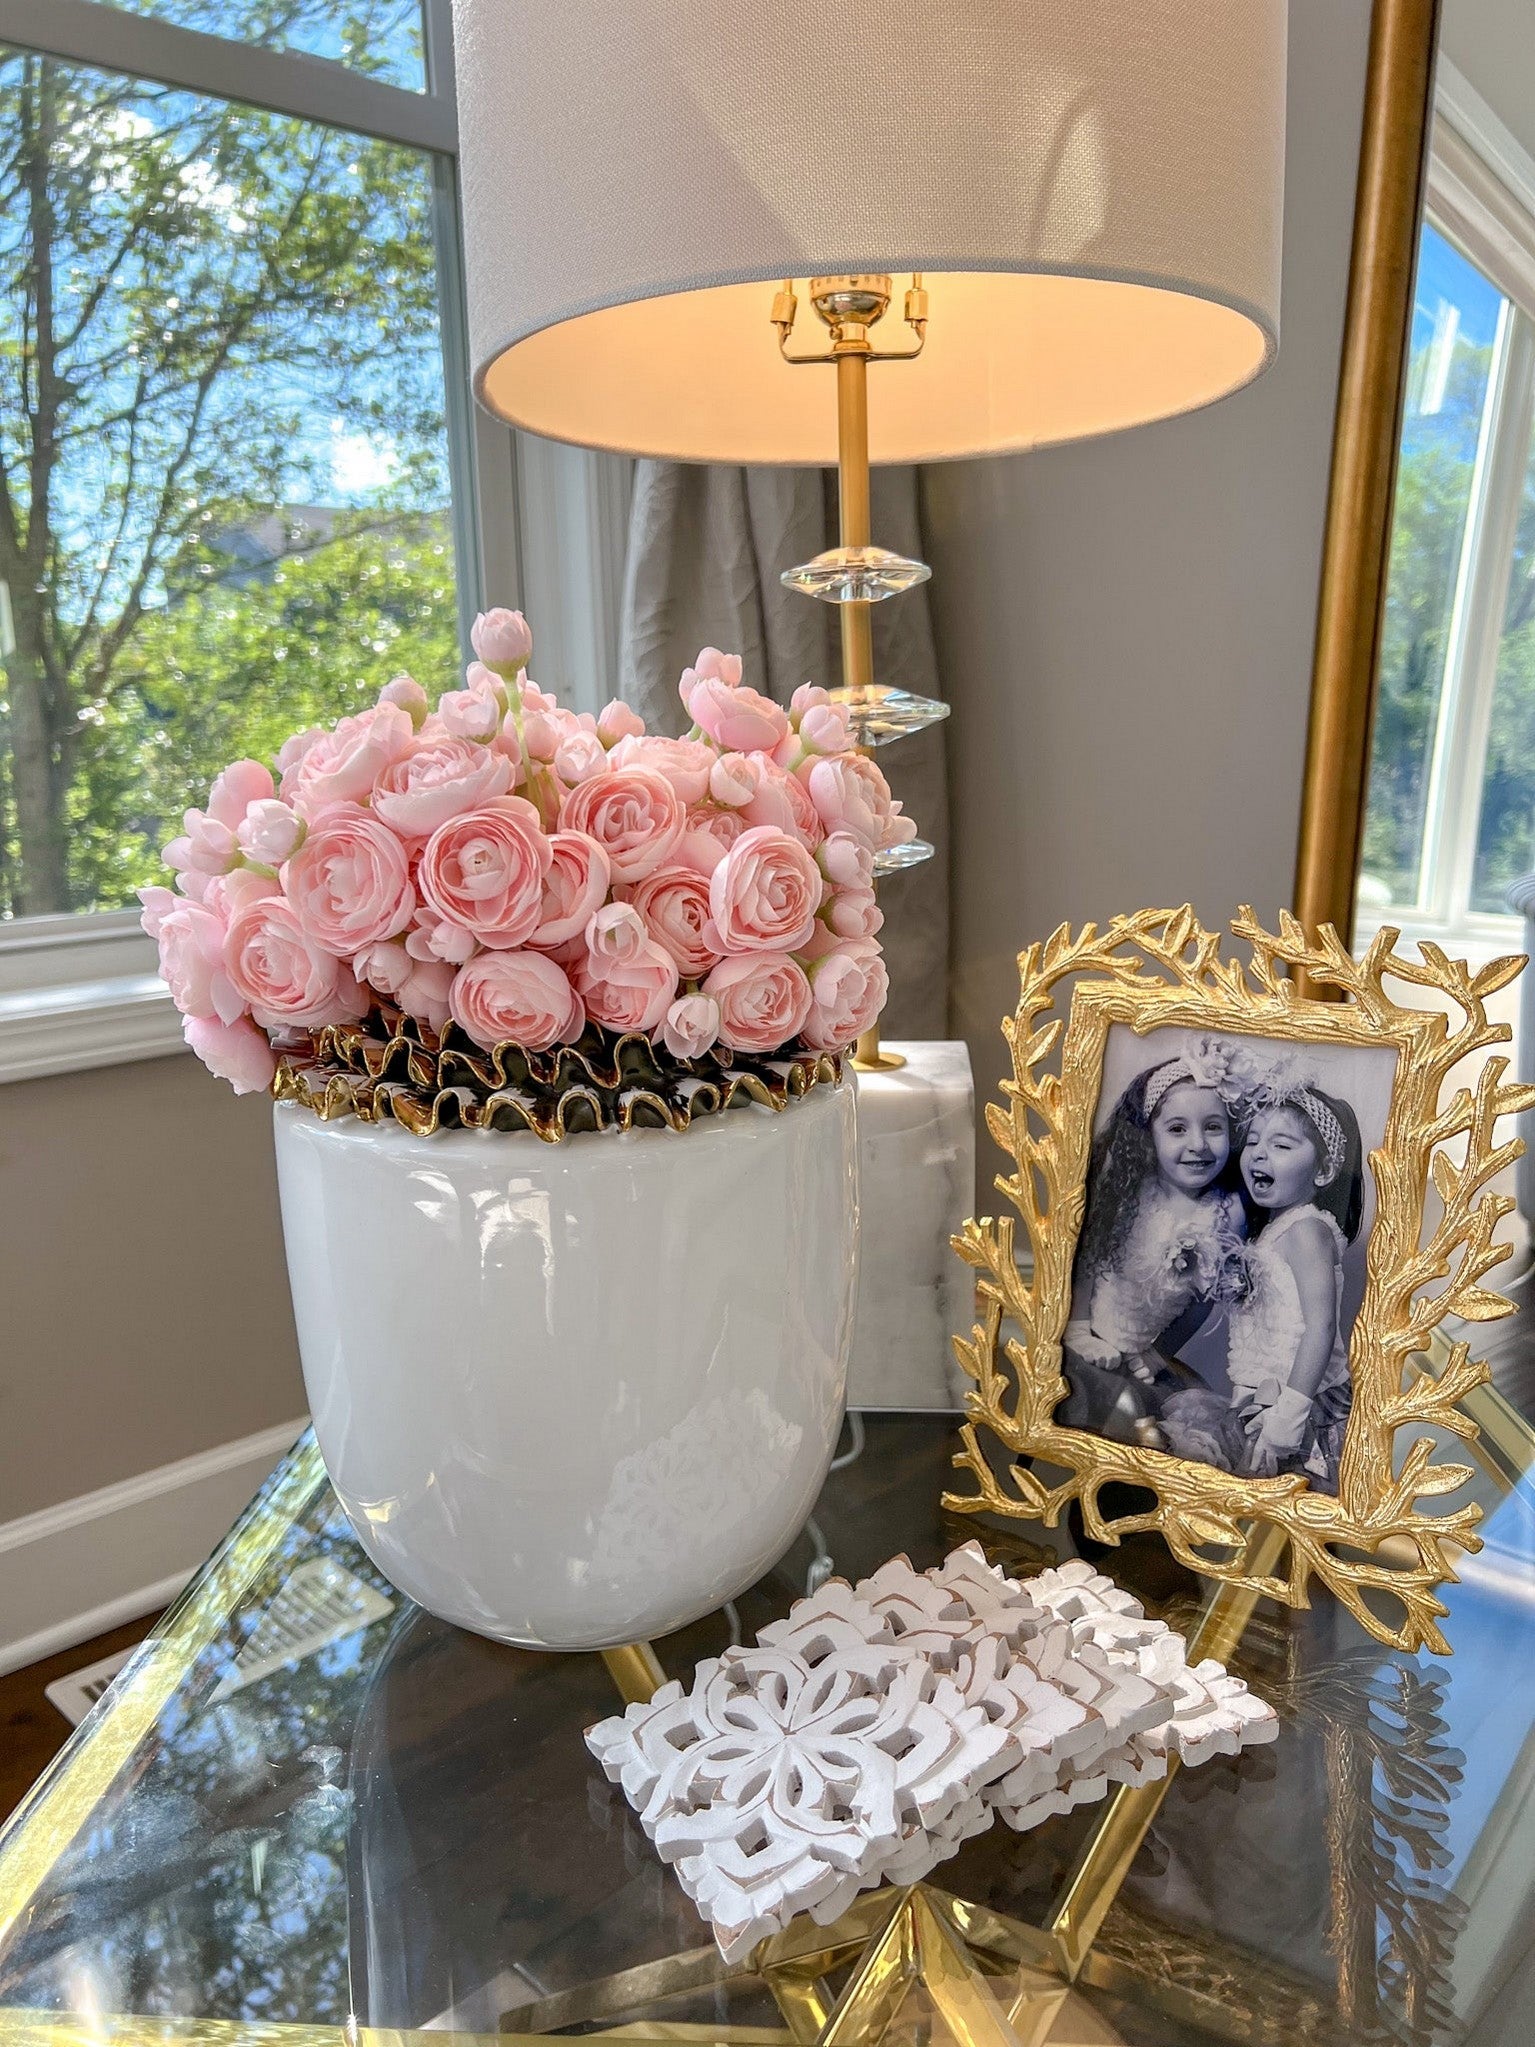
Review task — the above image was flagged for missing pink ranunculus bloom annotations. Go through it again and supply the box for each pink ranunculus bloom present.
[627,865,723,979]
[693,646,743,687]
[553,726,608,785]
[353,939,456,1033]
[418,799,551,949]
[559,765,685,883]
[741,756,823,846]
[282,702,416,811]
[377,674,430,728]
[790,682,831,717]
[470,607,533,673]
[597,698,645,746]
[449,948,584,1052]
[371,736,513,839]
[203,867,282,918]
[794,701,855,758]
[237,797,306,867]
[164,807,239,877]
[207,758,276,828]
[703,952,813,1055]
[183,1013,278,1095]
[575,902,679,1034]
[286,804,416,953]
[224,897,368,1031]
[681,810,745,868]
[438,675,504,743]
[137,885,179,940]
[405,907,478,966]
[151,897,245,1024]
[709,825,822,954]
[275,726,325,777]
[532,829,611,947]
[685,673,790,755]
[818,829,875,891]
[660,993,721,1061]
[521,708,561,762]
[824,886,884,940]
[609,733,716,806]
[708,752,760,808]
[803,752,918,852]
[803,938,889,1051]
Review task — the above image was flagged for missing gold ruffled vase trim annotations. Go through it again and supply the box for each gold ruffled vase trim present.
[271,1006,847,1142]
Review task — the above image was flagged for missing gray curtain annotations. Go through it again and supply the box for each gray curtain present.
[617,462,949,1037]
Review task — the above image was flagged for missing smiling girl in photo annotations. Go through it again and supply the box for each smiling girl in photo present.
[1225,1081,1365,1492]
[1061,1040,1252,1441]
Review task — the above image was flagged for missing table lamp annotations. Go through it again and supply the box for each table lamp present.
[452,0,1287,1066]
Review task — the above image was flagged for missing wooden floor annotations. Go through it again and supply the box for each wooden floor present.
[0,1614,160,1827]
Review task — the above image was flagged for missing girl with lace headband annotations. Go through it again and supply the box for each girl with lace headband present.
[1059,1038,1255,1444]
[1223,1076,1365,1491]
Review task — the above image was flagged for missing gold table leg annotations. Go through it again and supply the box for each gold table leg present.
[602,1640,667,1705]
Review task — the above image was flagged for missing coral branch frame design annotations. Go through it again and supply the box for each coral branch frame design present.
[944,907,1534,1655]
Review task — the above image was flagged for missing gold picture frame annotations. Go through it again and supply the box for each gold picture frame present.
[944,905,1532,1655]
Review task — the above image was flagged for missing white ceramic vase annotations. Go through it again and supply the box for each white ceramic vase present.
[273,1083,858,1651]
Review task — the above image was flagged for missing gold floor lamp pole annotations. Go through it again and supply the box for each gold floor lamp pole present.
[775,275,949,1073]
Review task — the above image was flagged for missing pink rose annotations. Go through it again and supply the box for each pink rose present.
[237,798,306,867]
[709,825,822,954]
[597,698,646,746]
[418,800,550,948]
[627,865,723,979]
[449,949,584,1052]
[742,757,823,845]
[660,993,721,1060]
[183,1013,278,1095]
[152,898,245,1023]
[804,753,917,852]
[224,898,367,1031]
[354,940,456,1032]
[803,938,889,1050]
[470,607,533,672]
[574,902,679,1034]
[703,952,812,1054]
[825,886,884,939]
[438,675,504,742]
[532,830,612,947]
[406,908,478,966]
[207,758,276,827]
[378,674,430,728]
[554,726,608,784]
[286,804,415,953]
[282,703,416,811]
[819,830,874,890]
[693,646,743,686]
[684,673,790,755]
[164,805,241,877]
[371,736,513,838]
[709,752,760,807]
[559,765,684,883]
[609,733,716,805]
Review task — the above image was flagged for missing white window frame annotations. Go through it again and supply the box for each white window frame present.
[0,0,632,1082]
[1356,57,1535,968]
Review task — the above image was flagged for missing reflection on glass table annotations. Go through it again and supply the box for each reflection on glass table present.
[1,1407,1534,2046]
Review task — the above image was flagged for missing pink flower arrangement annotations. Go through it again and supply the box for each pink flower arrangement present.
[143,611,909,1095]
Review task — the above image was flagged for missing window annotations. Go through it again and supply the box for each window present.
[1357,68,1535,963]
[0,0,532,1078]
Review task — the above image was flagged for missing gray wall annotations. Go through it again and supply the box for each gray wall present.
[0,1057,301,1520]
[921,0,1373,1194]
[1442,0,1535,162]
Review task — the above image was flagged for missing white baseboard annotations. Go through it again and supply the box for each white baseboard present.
[0,1417,308,1677]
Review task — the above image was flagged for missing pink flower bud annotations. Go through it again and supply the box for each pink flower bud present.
[470,607,533,672]
[237,798,306,867]
[709,752,760,807]
[378,674,430,728]
[597,698,646,746]
[660,994,721,1061]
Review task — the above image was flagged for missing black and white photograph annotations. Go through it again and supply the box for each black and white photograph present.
[1057,1024,1400,1495]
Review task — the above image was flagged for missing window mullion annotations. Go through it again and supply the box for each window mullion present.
[0,0,456,153]
[1422,307,1535,924]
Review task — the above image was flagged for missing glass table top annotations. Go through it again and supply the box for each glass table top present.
[1,1406,1534,2047]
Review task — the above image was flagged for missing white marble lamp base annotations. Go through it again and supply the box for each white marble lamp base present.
[851,1040,975,1411]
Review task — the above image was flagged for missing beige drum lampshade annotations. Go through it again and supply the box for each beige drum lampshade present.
[452,0,1288,466]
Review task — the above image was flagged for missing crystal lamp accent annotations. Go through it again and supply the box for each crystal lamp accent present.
[780,545,932,604]
[876,838,936,874]
[831,684,952,747]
